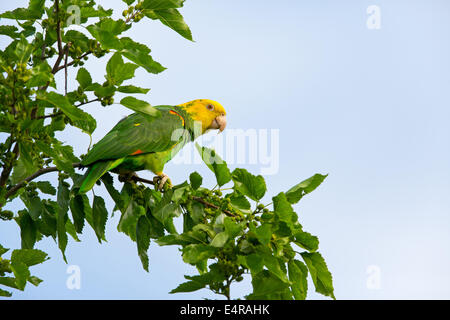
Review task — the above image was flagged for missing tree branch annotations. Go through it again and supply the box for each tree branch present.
[3,161,236,218]
[0,143,19,187]
[54,51,92,73]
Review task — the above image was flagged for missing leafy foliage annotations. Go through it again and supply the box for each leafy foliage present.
[0,0,334,299]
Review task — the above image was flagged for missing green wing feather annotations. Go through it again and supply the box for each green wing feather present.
[81,106,186,166]
[79,106,190,194]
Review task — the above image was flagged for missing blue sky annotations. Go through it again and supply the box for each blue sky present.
[1,0,450,299]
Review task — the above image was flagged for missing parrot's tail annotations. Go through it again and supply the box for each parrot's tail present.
[79,161,115,194]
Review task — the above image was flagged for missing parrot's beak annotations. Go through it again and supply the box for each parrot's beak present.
[210,115,227,133]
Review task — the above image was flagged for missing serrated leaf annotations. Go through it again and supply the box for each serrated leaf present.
[86,18,130,49]
[195,144,231,186]
[11,249,48,267]
[223,217,245,238]
[0,288,12,297]
[231,168,266,201]
[117,85,150,94]
[36,181,56,195]
[288,259,308,300]
[106,53,139,85]
[245,253,264,274]
[142,0,186,10]
[294,230,319,252]
[57,179,70,261]
[37,91,96,134]
[118,201,145,241]
[17,211,36,249]
[189,171,202,190]
[286,174,328,204]
[10,261,29,291]
[273,192,298,229]
[69,194,89,233]
[0,0,45,20]
[144,8,193,41]
[120,96,160,117]
[136,215,151,271]
[210,232,228,248]
[0,25,20,38]
[76,68,92,89]
[247,270,290,300]
[120,37,166,74]
[182,244,216,264]
[301,252,335,299]
[92,196,108,243]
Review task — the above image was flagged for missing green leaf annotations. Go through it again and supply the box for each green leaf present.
[294,230,319,252]
[28,276,43,287]
[286,174,328,204]
[57,179,70,261]
[36,181,56,195]
[301,252,335,299]
[255,223,271,245]
[228,193,251,214]
[87,18,130,49]
[28,196,42,221]
[69,194,89,233]
[231,168,266,201]
[0,26,20,38]
[35,141,78,174]
[120,97,160,117]
[182,244,216,264]
[0,0,45,20]
[136,216,151,272]
[0,288,12,297]
[262,253,289,283]
[223,217,245,238]
[92,196,108,243]
[106,53,139,85]
[80,6,113,18]
[0,245,9,257]
[142,0,186,10]
[119,37,166,74]
[14,36,33,63]
[117,85,150,94]
[76,68,92,89]
[210,232,229,248]
[170,279,206,294]
[195,144,231,186]
[245,253,264,274]
[189,171,202,190]
[247,270,290,300]
[37,91,96,134]
[0,277,18,289]
[288,259,308,300]
[118,201,145,241]
[11,249,48,267]
[273,192,298,229]
[10,261,29,290]
[17,211,36,249]
[27,62,53,87]
[144,8,193,41]
[101,174,125,213]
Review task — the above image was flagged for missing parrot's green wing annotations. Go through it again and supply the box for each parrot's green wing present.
[81,106,187,166]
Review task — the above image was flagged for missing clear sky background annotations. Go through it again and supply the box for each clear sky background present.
[1,0,450,299]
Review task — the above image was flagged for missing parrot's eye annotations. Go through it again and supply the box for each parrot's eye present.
[206,104,214,111]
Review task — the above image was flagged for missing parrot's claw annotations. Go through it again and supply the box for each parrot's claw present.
[153,173,172,191]
[118,171,137,183]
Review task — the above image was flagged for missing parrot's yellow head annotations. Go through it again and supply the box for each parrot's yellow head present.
[179,99,227,134]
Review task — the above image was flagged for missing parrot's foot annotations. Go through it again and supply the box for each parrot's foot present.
[153,173,172,191]
[118,171,137,183]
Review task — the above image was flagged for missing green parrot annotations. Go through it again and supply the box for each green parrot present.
[78,99,227,193]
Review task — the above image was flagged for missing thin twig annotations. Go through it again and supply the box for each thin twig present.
[54,51,92,73]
